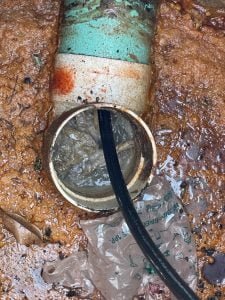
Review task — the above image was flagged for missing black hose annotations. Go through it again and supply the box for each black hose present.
[98,109,199,300]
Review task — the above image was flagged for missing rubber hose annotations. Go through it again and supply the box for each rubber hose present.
[98,109,199,300]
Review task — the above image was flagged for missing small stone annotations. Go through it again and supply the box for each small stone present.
[204,248,215,256]
[34,157,42,172]
[66,289,80,297]
[180,181,188,189]
[197,280,204,290]
[203,253,225,285]
[218,224,223,230]
[23,77,32,84]
[44,227,52,238]
[58,251,66,260]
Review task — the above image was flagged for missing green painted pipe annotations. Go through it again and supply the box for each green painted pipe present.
[53,1,157,116]
[59,0,157,64]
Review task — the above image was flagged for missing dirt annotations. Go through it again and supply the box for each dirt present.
[146,1,225,298]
